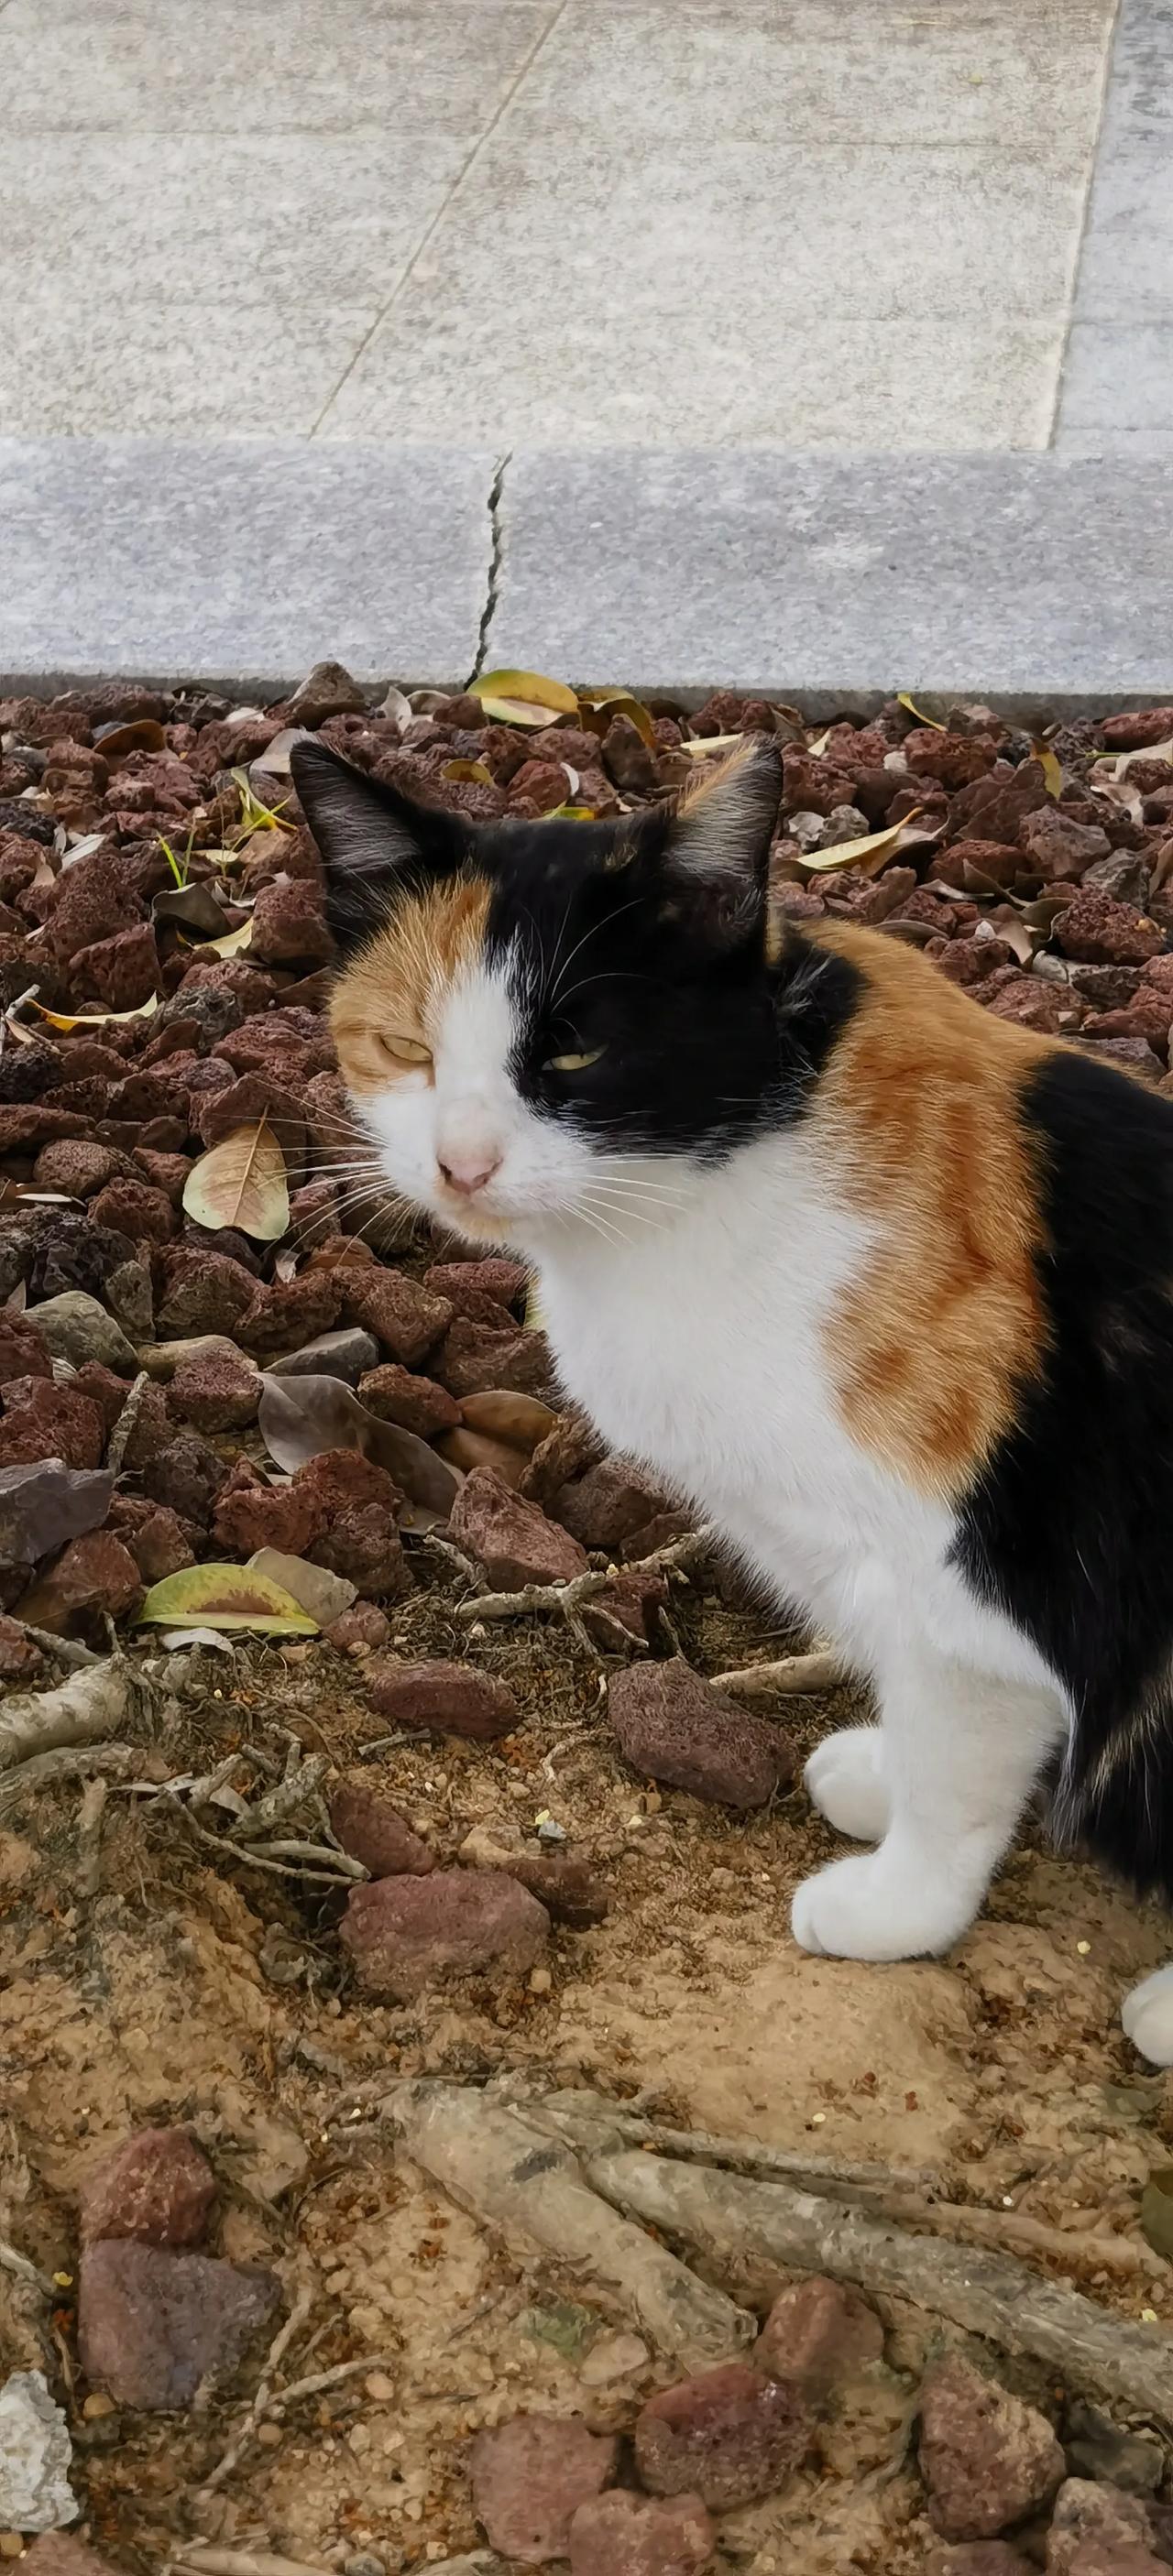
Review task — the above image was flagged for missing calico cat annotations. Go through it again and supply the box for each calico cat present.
[292,731,1173,2066]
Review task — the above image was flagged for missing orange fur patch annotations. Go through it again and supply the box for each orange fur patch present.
[329,875,490,1095]
[811,923,1051,1498]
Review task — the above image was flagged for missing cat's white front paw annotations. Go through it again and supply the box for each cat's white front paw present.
[1122,1964,1173,2066]
[804,1728,890,1842]
[791,1850,971,1961]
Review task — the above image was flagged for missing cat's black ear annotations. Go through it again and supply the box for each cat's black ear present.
[291,741,465,955]
[658,737,782,950]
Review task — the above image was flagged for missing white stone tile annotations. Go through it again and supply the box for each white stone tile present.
[0,0,555,136]
[0,298,377,435]
[0,132,462,303]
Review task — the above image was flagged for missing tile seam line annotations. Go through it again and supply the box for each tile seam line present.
[306,0,571,441]
[1047,0,1124,445]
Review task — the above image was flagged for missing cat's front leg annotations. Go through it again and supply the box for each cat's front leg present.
[792,1644,1065,1962]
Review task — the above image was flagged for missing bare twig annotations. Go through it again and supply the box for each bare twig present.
[526,2090,941,2200]
[76,1774,107,1898]
[0,2239,55,2300]
[894,2198,1157,2279]
[104,1369,150,1477]
[589,2149,1173,2426]
[0,1663,130,1774]
[710,1648,848,1697]
[0,1741,137,1822]
[196,2287,313,2497]
[162,1793,361,1889]
[16,1623,103,1671]
[455,1526,718,1634]
[170,2552,334,2576]
[367,2079,754,2365]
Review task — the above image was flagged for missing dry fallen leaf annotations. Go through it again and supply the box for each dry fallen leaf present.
[137,1563,319,1635]
[258,1371,461,1525]
[192,917,254,960]
[897,693,948,731]
[442,759,496,787]
[153,881,237,937]
[577,689,657,750]
[798,808,926,879]
[680,732,744,761]
[30,994,159,1031]
[468,669,578,729]
[246,1547,356,1627]
[182,1119,290,1242]
[93,716,168,759]
[1031,737,1065,798]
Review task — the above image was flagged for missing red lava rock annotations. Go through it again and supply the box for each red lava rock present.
[0,1610,44,1678]
[755,2277,883,2395]
[433,1315,552,1398]
[156,1248,254,1339]
[138,1432,228,1527]
[328,1783,435,1877]
[18,1529,144,1634]
[502,1848,608,1928]
[554,1456,672,1552]
[1084,1032,1166,1082]
[71,1359,130,1437]
[609,1658,789,1810]
[470,2414,619,2565]
[213,1462,323,1558]
[985,975,1083,1034]
[585,1566,670,1647]
[0,1458,114,1568]
[80,2126,215,2249]
[449,1468,588,1589]
[1101,706,1173,750]
[108,1496,195,1582]
[113,1379,172,1471]
[634,2363,810,2509]
[1018,807,1111,878]
[32,1140,122,1197]
[73,922,161,1015]
[363,1655,519,1740]
[325,1599,390,1653]
[1053,890,1166,966]
[21,2541,122,2576]
[357,1361,461,1435]
[248,877,333,966]
[42,847,142,966]
[1083,988,1173,1051]
[237,1272,343,1357]
[569,2491,716,2575]
[215,1004,334,1085]
[78,2238,280,2411]
[0,1313,51,1386]
[0,1103,93,1151]
[425,1256,529,1313]
[0,1377,105,1471]
[341,1268,452,1365]
[193,1068,309,1161]
[919,2354,1065,2542]
[168,1348,259,1432]
[89,1177,178,1244]
[1047,2479,1166,2574]
[340,1867,549,1999]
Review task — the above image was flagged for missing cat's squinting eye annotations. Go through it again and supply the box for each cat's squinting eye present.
[545,1046,606,1075]
[378,1033,433,1066]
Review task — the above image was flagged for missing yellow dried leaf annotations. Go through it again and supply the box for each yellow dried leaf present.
[468,670,578,729]
[799,808,926,878]
[806,727,832,758]
[29,994,159,1031]
[195,918,254,960]
[182,1119,290,1241]
[577,690,657,749]
[137,1563,318,1635]
[897,693,947,731]
[1031,738,1064,798]
[442,759,495,786]
[679,733,744,761]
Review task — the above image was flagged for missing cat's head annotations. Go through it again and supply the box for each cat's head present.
[292,732,786,1249]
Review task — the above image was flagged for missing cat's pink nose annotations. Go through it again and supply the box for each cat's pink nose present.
[437,1152,502,1197]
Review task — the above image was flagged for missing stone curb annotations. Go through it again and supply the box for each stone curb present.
[3,436,1172,712]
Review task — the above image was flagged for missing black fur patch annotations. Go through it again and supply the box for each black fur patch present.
[954,1046,1173,1899]
[293,738,864,1161]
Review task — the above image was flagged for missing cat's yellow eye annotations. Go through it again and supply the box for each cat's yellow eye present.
[546,1046,606,1075]
[379,1033,433,1066]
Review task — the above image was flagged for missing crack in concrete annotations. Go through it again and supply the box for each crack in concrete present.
[468,451,510,685]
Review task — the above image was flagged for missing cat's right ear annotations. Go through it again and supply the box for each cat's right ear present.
[291,742,464,955]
